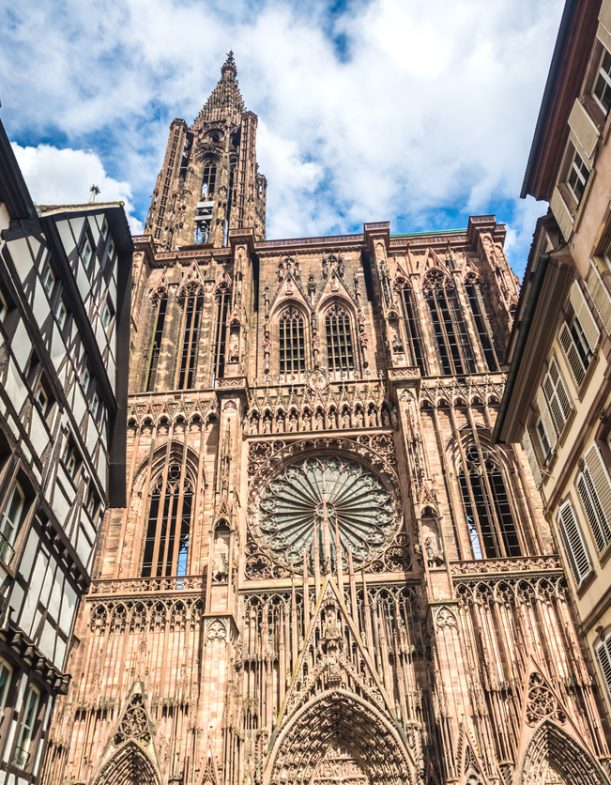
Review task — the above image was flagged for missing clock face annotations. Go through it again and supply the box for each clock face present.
[257,455,395,570]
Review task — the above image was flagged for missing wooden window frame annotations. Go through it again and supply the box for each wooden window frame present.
[13,683,41,771]
[595,633,611,703]
[557,499,594,587]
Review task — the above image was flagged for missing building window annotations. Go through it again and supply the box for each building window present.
[535,418,552,462]
[593,48,611,116]
[542,359,572,435]
[400,285,426,373]
[101,300,114,329]
[576,445,611,552]
[0,481,26,563]
[91,392,100,420]
[41,263,55,297]
[596,634,611,703]
[81,365,91,395]
[424,271,476,376]
[34,377,52,417]
[201,161,217,197]
[86,485,99,518]
[176,285,204,390]
[325,303,355,373]
[82,238,94,269]
[142,463,192,577]
[465,277,499,371]
[144,291,168,392]
[62,438,80,480]
[0,660,12,716]
[458,445,520,559]
[213,286,230,382]
[55,298,68,330]
[279,306,306,377]
[0,288,8,322]
[13,683,40,769]
[566,149,590,205]
[557,500,593,586]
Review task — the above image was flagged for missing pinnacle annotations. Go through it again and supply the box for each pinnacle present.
[194,51,245,126]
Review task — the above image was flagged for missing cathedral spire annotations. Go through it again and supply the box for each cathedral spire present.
[195,51,245,126]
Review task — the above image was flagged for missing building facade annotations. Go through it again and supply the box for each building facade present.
[494,0,611,725]
[0,121,132,782]
[43,56,611,785]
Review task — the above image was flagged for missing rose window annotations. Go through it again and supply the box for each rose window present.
[257,456,395,569]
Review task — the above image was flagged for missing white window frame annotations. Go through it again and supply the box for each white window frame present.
[593,47,611,116]
[557,500,593,587]
[0,481,25,562]
[13,683,40,769]
[566,149,590,204]
[55,298,67,330]
[41,264,55,297]
[82,238,94,268]
[33,380,49,414]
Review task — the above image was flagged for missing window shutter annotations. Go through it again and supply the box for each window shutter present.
[522,433,542,487]
[596,637,611,701]
[543,361,572,434]
[557,501,593,585]
[577,445,611,551]
[569,281,600,351]
[585,261,611,334]
[559,322,586,386]
[536,389,557,451]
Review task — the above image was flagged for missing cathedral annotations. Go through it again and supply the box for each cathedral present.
[41,54,611,785]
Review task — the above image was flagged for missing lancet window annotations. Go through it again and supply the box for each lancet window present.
[213,285,230,381]
[142,463,192,577]
[279,306,306,377]
[176,284,204,389]
[458,444,521,559]
[400,284,426,373]
[424,271,476,375]
[464,276,499,371]
[144,290,168,392]
[325,303,355,374]
[201,160,217,197]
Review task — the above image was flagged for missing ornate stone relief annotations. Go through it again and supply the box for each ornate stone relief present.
[114,693,152,746]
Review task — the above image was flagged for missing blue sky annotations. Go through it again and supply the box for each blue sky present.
[0,0,564,277]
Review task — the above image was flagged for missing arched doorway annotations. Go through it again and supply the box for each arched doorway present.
[518,721,609,785]
[91,740,161,785]
[264,689,414,785]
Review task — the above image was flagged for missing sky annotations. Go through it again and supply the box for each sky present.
[0,0,564,278]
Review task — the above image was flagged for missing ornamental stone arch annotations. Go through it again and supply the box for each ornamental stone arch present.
[517,721,610,785]
[91,740,161,785]
[263,688,416,785]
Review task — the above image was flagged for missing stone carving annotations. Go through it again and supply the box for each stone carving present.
[114,693,152,745]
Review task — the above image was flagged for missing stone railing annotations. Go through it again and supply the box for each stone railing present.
[450,555,562,578]
[89,574,205,597]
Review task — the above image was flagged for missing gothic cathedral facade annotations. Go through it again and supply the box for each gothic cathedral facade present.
[42,55,611,785]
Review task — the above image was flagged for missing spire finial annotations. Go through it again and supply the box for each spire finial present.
[222,50,237,77]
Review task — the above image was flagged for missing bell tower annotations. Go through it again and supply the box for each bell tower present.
[145,52,267,249]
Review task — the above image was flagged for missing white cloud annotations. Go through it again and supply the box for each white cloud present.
[0,0,565,277]
[11,143,144,234]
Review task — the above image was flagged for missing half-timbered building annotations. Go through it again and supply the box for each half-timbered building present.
[0,119,132,782]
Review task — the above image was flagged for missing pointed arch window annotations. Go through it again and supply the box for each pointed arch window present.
[201,160,217,197]
[144,290,168,392]
[399,284,426,373]
[465,276,499,371]
[213,285,230,381]
[142,463,192,577]
[458,444,520,559]
[279,306,306,377]
[325,303,355,373]
[424,271,476,375]
[176,284,204,389]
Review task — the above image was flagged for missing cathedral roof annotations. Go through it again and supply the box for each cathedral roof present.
[194,51,246,126]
